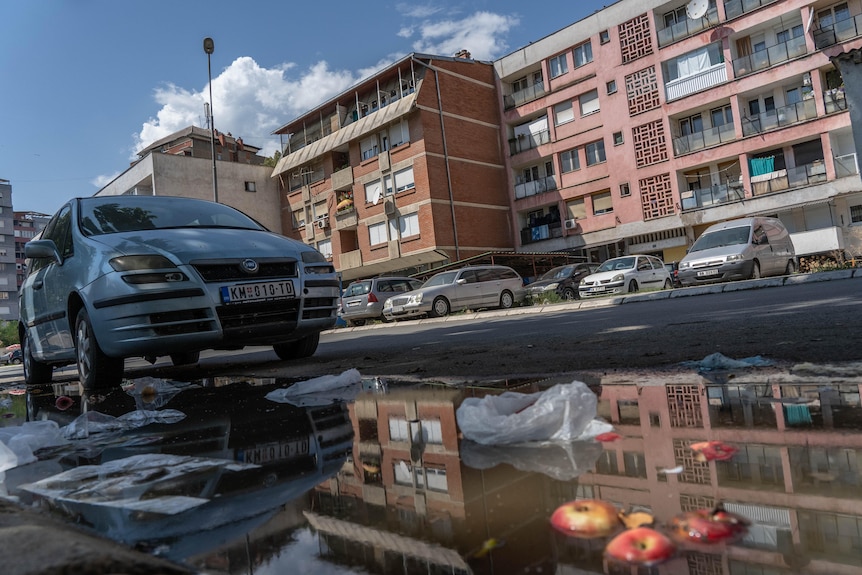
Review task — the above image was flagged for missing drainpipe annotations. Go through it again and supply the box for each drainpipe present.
[411,57,460,260]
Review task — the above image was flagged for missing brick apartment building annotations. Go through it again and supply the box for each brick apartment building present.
[495,0,862,266]
[271,53,513,282]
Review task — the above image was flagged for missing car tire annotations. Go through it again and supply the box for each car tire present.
[785,259,796,275]
[430,296,450,318]
[499,290,515,309]
[750,261,761,280]
[663,278,672,290]
[23,334,52,385]
[562,287,577,300]
[170,351,200,366]
[347,319,366,327]
[628,280,639,293]
[11,357,22,365]
[76,308,123,389]
[273,332,320,360]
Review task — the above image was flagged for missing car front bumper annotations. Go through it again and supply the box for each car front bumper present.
[677,260,754,286]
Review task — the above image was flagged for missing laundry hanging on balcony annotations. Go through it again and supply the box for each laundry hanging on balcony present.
[749,156,775,177]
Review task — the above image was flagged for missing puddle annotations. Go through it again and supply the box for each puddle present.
[1,366,861,573]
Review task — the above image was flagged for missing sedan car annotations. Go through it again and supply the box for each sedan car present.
[527,263,599,300]
[578,255,673,297]
[340,276,423,326]
[381,265,526,320]
[19,196,340,389]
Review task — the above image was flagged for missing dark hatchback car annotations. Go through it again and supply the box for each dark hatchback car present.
[527,263,599,300]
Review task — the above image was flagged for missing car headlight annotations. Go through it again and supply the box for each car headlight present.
[612,273,624,282]
[109,255,188,284]
[384,298,393,308]
[579,279,587,286]
[546,282,559,290]
[407,293,423,304]
[304,264,335,274]
[679,262,691,270]
[725,254,745,262]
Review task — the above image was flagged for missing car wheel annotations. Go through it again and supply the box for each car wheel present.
[170,351,200,366]
[628,280,639,293]
[273,332,320,360]
[663,278,672,290]
[785,259,796,275]
[562,287,577,300]
[750,261,761,280]
[76,308,123,389]
[23,334,52,385]
[347,319,366,327]
[499,290,515,309]
[430,296,450,318]
[11,357,22,365]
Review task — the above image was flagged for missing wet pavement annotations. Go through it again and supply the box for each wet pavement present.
[2,360,862,574]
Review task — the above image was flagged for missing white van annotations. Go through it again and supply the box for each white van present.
[677,217,796,286]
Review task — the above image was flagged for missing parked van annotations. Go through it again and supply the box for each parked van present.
[677,217,796,287]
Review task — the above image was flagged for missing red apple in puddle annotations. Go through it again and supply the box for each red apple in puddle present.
[669,505,750,544]
[604,526,676,566]
[550,499,621,538]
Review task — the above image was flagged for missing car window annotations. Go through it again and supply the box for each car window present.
[344,282,370,297]
[50,206,74,260]
[499,268,519,280]
[423,271,458,287]
[460,270,479,284]
[637,258,652,271]
[377,281,396,293]
[690,226,750,252]
[476,268,498,282]
[408,280,423,290]
[753,225,769,245]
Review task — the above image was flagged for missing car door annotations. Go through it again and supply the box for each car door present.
[452,269,482,310]
[635,256,660,288]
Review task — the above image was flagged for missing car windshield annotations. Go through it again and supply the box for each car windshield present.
[344,282,371,297]
[422,271,459,287]
[539,266,572,281]
[595,257,635,273]
[79,197,265,236]
[689,226,750,252]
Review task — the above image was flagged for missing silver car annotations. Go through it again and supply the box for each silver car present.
[340,276,423,326]
[19,196,339,388]
[578,255,673,297]
[381,265,526,320]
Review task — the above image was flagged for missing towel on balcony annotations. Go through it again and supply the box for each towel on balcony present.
[783,404,813,425]
[749,156,775,177]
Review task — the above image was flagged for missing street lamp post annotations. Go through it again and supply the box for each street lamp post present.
[203,37,218,203]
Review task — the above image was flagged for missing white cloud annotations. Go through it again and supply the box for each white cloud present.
[91,171,121,189]
[396,3,445,18]
[411,11,519,61]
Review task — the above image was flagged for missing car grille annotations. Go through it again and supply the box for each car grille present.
[217,300,300,338]
[388,296,410,307]
[302,297,338,320]
[150,309,216,335]
[191,259,298,282]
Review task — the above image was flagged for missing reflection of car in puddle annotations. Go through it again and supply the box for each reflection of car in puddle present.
[17,378,354,561]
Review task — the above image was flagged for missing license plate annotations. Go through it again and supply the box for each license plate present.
[220,280,295,303]
[392,305,404,313]
[347,301,360,307]
[588,287,604,292]
[697,269,720,277]
[237,438,310,465]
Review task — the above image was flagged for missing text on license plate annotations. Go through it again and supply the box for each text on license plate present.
[220,280,295,303]
[696,269,720,277]
[588,287,604,292]
[238,438,310,465]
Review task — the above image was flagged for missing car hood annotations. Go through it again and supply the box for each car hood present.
[582,270,630,283]
[681,245,746,264]
[529,278,563,289]
[91,228,308,263]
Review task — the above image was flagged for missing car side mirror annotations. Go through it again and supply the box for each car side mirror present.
[456,278,467,285]
[24,239,62,265]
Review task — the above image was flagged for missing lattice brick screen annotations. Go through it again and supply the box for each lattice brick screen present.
[639,173,676,221]
[625,67,660,116]
[633,119,668,168]
[619,13,653,63]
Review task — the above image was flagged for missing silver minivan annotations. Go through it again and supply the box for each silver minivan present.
[677,217,796,286]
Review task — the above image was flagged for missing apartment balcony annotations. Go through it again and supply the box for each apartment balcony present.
[834,152,859,178]
[657,5,719,47]
[723,0,779,20]
[792,226,845,256]
[741,99,817,136]
[750,161,827,196]
[680,182,745,211]
[509,130,551,155]
[520,222,563,245]
[672,123,736,155]
[824,88,848,114]
[331,166,354,191]
[514,175,558,199]
[665,63,728,101]
[814,14,862,49]
[504,83,546,110]
[732,35,807,77]
[335,207,357,230]
[339,249,363,271]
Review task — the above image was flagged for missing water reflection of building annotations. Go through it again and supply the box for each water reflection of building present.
[569,376,862,574]
[309,385,574,575]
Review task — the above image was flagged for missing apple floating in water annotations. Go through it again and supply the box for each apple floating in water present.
[604,526,676,567]
[550,499,621,538]
[669,504,750,544]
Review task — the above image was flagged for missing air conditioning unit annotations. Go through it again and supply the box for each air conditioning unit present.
[384,198,396,214]
[316,217,328,229]
[564,219,580,230]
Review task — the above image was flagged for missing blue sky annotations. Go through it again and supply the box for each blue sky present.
[0,1,608,216]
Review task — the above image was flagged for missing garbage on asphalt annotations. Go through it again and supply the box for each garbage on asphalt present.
[679,352,774,371]
[265,368,363,406]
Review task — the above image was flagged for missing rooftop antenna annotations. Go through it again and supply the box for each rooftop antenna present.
[203,102,211,130]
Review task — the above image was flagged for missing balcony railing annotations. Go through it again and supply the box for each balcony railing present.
[514,175,558,199]
[665,63,728,101]
[658,5,719,47]
[509,129,551,155]
[741,99,817,137]
[834,152,859,178]
[504,83,546,110]
[751,161,827,196]
[723,0,779,20]
[824,89,848,114]
[814,14,862,49]
[673,123,736,155]
[520,222,563,245]
[680,182,745,210]
[732,35,807,77]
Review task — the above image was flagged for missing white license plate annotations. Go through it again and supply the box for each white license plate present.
[588,287,604,292]
[392,305,404,313]
[220,280,295,304]
[696,269,720,277]
[238,438,310,465]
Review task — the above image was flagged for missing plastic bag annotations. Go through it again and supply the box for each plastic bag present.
[460,438,604,481]
[456,381,600,445]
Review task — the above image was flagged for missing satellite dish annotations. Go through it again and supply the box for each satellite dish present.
[372,185,382,205]
[686,0,709,19]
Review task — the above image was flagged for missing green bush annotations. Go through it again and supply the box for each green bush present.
[0,321,18,348]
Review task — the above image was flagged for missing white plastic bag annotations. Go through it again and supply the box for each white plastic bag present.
[456,381,600,445]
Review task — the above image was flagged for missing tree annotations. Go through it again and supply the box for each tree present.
[263,150,282,168]
[0,321,18,347]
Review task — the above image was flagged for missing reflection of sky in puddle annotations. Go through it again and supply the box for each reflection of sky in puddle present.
[1,365,861,574]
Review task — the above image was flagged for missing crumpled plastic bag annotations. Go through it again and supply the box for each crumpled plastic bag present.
[0,420,69,469]
[456,381,602,445]
[679,352,773,371]
[265,368,362,406]
[62,409,187,440]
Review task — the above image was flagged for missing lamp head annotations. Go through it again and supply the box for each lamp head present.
[203,37,214,55]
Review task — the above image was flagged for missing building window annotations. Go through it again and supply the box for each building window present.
[292,209,305,229]
[389,120,409,147]
[567,198,586,220]
[664,5,687,27]
[360,135,379,160]
[364,179,382,203]
[613,131,624,146]
[512,76,528,92]
[580,89,600,116]
[549,53,568,78]
[585,139,606,166]
[560,148,580,173]
[244,181,256,192]
[592,191,614,215]
[679,113,703,135]
[554,100,574,125]
[394,212,420,239]
[851,204,862,223]
[776,24,804,44]
[607,79,617,94]
[711,105,733,127]
[394,166,415,192]
[664,43,723,82]
[573,41,593,67]
[369,221,388,246]
[600,30,611,44]
[389,417,409,441]
[620,182,631,197]
[317,239,332,259]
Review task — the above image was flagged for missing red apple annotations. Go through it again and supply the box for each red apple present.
[604,526,676,566]
[550,499,621,538]
[669,505,750,544]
